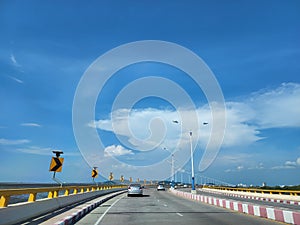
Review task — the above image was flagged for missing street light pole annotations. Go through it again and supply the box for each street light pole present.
[172,120,207,194]
[163,147,175,189]
[189,131,196,194]
[171,153,175,188]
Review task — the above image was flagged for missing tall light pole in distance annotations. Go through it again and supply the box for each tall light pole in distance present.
[171,153,175,188]
[172,120,208,194]
[163,147,175,189]
[189,131,197,194]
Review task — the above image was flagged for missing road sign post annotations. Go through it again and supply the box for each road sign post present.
[49,151,64,186]
[92,167,98,179]
[92,167,99,185]
[109,172,114,181]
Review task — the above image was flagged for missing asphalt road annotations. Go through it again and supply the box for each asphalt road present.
[76,188,282,225]
[197,189,300,211]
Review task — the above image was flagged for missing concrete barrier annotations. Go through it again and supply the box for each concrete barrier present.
[170,189,300,225]
[202,187,300,204]
[0,189,124,225]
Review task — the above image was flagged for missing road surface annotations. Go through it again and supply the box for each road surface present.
[76,188,282,225]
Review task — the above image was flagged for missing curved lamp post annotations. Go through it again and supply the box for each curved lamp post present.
[173,120,208,194]
[189,131,197,194]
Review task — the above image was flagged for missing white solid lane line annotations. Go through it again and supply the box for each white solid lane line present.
[176,213,183,217]
[94,195,125,225]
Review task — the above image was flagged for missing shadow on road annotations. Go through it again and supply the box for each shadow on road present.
[127,194,150,197]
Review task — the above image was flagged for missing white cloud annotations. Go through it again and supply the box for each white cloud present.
[91,106,260,150]
[237,165,244,170]
[91,82,300,151]
[284,161,297,167]
[0,138,30,145]
[225,162,264,173]
[15,146,80,156]
[20,123,42,127]
[10,54,21,67]
[271,165,296,170]
[16,146,53,155]
[104,145,134,157]
[85,82,300,178]
[248,162,264,170]
[271,158,300,170]
[8,76,23,84]
[248,83,300,128]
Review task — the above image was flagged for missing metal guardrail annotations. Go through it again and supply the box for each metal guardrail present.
[204,186,300,196]
[0,184,126,207]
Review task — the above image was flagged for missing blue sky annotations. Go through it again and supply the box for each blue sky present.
[0,1,300,186]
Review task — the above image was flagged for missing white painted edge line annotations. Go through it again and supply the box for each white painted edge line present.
[54,190,126,225]
[94,195,125,225]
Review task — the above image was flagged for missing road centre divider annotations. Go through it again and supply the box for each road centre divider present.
[170,189,300,225]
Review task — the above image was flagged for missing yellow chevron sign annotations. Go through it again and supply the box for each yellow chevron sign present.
[49,157,64,172]
[109,172,114,181]
[92,169,98,178]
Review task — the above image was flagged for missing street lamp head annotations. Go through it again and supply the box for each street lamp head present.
[203,122,208,125]
[172,120,179,124]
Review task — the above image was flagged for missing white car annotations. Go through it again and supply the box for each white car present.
[127,183,143,196]
[157,184,165,191]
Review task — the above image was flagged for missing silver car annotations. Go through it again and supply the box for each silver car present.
[157,184,165,191]
[127,183,143,197]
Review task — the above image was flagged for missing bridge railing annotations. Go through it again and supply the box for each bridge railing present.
[203,186,300,196]
[0,184,126,207]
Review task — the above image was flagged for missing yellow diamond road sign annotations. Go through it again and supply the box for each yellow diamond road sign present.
[49,157,64,172]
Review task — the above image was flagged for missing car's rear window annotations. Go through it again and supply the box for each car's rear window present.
[130,184,141,187]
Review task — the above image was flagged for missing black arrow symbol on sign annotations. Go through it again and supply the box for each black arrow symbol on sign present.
[51,158,62,171]
[92,170,98,177]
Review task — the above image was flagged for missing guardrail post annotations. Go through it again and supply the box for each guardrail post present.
[64,189,70,196]
[54,190,59,198]
[48,191,54,198]
[28,193,37,202]
[0,195,10,207]
[73,188,78,194]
